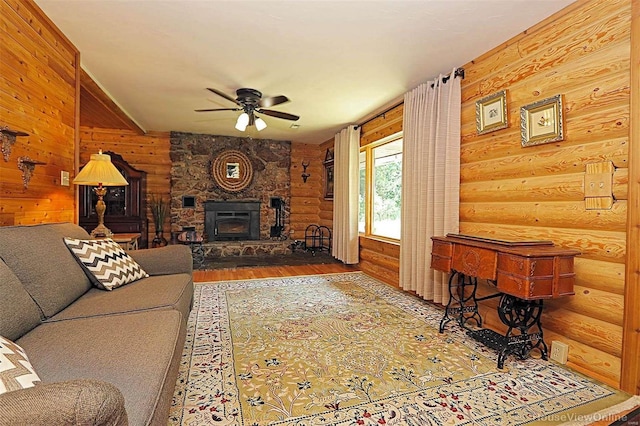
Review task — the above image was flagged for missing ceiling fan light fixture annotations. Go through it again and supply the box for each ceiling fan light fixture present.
[198,87,299,131]
[255,117,267,131]
[235,112,249,131]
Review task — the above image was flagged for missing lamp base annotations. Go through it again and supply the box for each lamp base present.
[90,224,113,238]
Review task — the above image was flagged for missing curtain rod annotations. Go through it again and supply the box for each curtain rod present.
[357,67,465,129]
[431,67,465,87]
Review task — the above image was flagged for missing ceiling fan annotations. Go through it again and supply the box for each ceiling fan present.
[195,88,300,132]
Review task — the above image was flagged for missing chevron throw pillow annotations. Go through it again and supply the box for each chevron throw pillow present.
[64,237,149,291]
[0,335,41,394]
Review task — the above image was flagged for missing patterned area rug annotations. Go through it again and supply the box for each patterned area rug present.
[169,272,631,425]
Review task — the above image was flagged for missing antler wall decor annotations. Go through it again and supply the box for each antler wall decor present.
[301,161,310,183]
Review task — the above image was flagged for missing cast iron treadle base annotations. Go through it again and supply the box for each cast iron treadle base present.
[467,329,508,352]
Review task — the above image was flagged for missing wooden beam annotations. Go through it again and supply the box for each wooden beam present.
[621,0,640,395]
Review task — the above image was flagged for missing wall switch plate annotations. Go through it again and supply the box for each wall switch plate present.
[550,341,569,364]
[61,171,70,186]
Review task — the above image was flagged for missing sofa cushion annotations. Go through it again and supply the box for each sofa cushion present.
[0,223,92,318]
[0,259,41,340]
[17,310,185,426]
[48,273,193,323]
[0,336,41,394]
[64,237,149,290]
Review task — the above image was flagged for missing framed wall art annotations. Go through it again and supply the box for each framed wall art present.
[323,148,334,200]
[520,94,564,147]
[211,150,253,192]
[475,90,508,135]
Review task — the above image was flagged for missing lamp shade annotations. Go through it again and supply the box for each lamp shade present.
[73,151,128,186]
[255,117,267,131]
[235,113,250,132]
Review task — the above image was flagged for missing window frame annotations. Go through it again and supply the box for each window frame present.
[359,131,403,242]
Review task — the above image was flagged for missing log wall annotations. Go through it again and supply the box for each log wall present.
[79,128,171,243]
[358,104,403,287]
[0,0,79,225]
[289,143,324,240]
[621,0,640,396]
[460,0,631,387]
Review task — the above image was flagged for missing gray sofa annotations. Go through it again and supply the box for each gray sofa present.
[0,223,194,426]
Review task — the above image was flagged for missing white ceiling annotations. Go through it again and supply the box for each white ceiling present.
[35,0,575,144]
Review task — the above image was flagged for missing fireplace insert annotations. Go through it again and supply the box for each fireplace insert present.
[205,200,260,241]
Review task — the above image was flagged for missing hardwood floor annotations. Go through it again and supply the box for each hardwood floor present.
[193,262,360,283]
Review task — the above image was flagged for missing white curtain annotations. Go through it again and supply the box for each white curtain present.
[332,125,361,264]
[399,69,461,304]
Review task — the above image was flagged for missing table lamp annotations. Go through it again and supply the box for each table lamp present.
[73,150,128,237]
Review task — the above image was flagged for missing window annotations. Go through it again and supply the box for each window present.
[359,134,403,240]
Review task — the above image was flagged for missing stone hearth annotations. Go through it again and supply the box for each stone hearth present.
[202,240,291,258]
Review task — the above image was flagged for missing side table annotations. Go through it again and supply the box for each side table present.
[107,233,141,250]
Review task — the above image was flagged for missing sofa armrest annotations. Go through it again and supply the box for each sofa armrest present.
[0,379,127,426]
[128,245,193,276]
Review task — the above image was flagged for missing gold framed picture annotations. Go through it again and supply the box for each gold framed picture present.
[476,90,508,135]
[520,94,564,147]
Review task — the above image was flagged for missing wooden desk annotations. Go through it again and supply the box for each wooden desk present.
[110,233,141,250]
[430,234,580,368]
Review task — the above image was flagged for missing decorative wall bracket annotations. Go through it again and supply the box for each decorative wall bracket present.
[17,156,46,189]
[1,126,29,162]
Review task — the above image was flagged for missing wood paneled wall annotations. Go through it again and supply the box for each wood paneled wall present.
[460,0,631,387]
[0,0,79,225]
[358,104,403,287]
[79,128,171,243]
[80,69,144,133]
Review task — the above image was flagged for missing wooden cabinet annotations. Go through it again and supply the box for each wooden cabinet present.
[79,152,148,248]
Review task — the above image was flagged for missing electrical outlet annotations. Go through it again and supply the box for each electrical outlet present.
[550,341,569,364]
[61,171,70,186]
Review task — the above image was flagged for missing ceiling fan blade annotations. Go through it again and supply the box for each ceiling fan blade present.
[194,108,241,112]
[206,88,241,106]
[259,95,289,108]
[257,109,300,121]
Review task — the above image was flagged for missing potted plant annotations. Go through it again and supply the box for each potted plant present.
[149,193,168,247]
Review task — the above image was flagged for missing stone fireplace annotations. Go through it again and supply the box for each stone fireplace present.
[205,200,260,241]
[169,132,291,244]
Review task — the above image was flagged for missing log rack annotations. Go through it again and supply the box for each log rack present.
[431,234,580,369]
